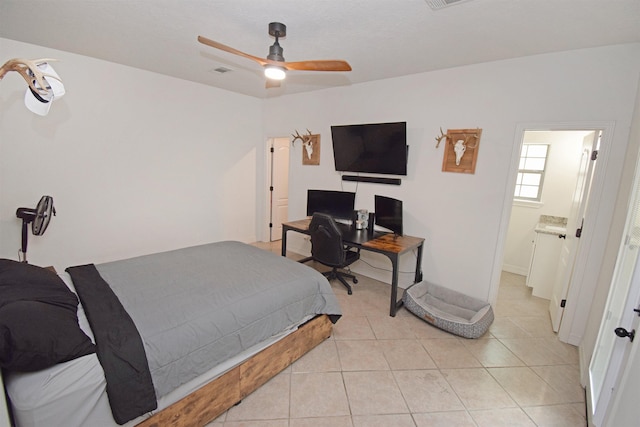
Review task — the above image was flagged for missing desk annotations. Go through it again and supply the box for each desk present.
[281,218,425,316]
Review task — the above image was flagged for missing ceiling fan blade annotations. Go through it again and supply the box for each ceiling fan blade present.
[283,60,352,72]
[198,36,268,66]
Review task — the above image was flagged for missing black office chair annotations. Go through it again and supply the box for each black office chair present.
[309,212,360,295]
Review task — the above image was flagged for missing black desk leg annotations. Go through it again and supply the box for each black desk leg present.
[415,243,424,283]
[389,255,402,317]
[281,227,288,257]
[389,243,424,317]
[281,226,313,263]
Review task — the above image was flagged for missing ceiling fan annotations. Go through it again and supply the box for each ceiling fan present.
[198,22,351,88]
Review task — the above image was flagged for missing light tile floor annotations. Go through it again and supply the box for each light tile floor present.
[208,243,586,426]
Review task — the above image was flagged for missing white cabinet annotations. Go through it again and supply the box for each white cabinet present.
[528,231,564,300]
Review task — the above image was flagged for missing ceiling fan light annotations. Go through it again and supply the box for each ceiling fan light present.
[264,65,286,80]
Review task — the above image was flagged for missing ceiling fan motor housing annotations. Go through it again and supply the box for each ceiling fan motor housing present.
[268,42,285,62]
[267,22,286,62]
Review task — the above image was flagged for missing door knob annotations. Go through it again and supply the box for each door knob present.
[615,327,635,342]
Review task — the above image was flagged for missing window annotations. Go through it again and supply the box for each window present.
[514,144,549,201]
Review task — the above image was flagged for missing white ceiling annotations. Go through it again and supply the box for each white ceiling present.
[1,0,639,99]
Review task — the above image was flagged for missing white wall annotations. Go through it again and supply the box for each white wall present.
[262,44,640,304]
[503,131,587,276]
[0,38,263,271]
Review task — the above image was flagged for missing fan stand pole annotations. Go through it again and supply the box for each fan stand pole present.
[20,219,29,263]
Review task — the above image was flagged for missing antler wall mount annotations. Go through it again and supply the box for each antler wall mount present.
[291,129,320,165]
[435,127,482,174]
[0,58,66,115]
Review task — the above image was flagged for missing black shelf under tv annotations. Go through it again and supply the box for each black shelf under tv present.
[341,175,402,185]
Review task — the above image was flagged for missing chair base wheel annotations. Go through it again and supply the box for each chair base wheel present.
[321,268,357,295]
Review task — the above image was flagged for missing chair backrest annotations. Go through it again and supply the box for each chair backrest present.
[309,213,346,267]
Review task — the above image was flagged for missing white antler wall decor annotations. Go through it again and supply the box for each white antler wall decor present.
[0,58,66,115]
[435,127,482,174]
[291,129,321,165]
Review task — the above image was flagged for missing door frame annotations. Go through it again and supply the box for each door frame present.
[490,121,615,344]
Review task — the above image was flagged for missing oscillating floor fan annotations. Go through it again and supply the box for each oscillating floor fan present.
[16,195,56,263]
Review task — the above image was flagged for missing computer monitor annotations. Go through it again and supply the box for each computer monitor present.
[374,195,403,236]
[306,190,356,220]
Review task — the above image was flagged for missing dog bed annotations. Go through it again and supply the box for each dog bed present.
[402,281,494,338]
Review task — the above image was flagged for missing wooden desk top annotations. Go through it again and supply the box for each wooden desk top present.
[283,218,314,231]
[361,233,424,254]
[283,219,424,254]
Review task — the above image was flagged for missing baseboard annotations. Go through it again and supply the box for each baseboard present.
[501,264,529,276]
[578,345,588,386]
[580,345,594,426]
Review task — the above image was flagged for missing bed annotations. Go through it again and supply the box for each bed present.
[0,241,341,427]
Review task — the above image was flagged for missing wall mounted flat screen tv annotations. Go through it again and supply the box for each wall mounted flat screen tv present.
[331,121,407,176]
[306,190,356,220]
[374,195,403,236]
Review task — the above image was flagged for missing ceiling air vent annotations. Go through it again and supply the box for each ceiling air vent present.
[210,66,234,74]
[425,0,472,10]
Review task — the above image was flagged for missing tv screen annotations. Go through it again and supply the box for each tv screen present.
[375,195,403,236]
[306,190,356,220]
[331,122,407,176]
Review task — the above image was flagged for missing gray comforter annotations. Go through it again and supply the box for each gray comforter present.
[93,241,341,400]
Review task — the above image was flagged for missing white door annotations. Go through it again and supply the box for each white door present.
[549,131,599,331]
[589,146,640,426]
[269,137,290,241]
[605,302,640,427]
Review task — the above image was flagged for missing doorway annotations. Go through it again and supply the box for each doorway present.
[266,137,290,242]
[495,123,610,345]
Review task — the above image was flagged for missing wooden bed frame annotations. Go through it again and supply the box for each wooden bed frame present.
[137,314,333,427]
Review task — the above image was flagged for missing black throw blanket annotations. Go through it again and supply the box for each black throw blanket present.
[66,264,157,424]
